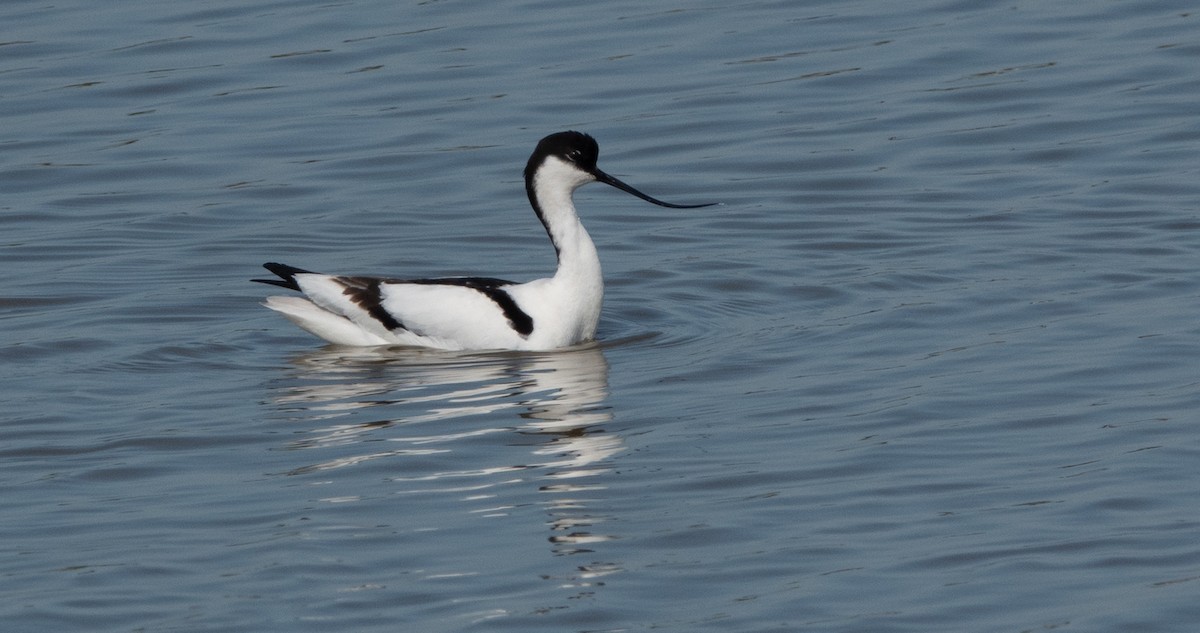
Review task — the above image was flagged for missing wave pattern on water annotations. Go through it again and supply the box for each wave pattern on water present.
[2,1,1199,632]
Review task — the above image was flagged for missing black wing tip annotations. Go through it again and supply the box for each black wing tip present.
[251,262,314,291]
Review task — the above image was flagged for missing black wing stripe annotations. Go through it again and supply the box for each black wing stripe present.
[338,277,406,331]
[335,276,533,338]
[474,286,534,337]
[408,278,534,337]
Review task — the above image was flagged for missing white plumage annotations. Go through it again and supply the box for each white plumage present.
[254,131,712,351]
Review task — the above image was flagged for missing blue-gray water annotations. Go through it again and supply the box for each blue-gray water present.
[3,1,1199,631]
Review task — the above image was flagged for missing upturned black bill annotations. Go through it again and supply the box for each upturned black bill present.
[593,169,716,209]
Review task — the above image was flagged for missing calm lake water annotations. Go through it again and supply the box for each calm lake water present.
[3,1,1199,631]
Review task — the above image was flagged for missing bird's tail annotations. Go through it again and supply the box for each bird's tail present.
[251,262,315,291]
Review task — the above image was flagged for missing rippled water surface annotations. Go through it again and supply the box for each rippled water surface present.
[3,1,1199,631]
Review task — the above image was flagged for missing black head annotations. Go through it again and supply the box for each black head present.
[524,130,715,209]
[524,130,599,181]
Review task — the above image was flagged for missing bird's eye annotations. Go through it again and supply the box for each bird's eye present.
[566,149,582,162]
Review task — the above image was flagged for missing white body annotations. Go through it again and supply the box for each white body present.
[262,156,602,351]
[257,131,708,351]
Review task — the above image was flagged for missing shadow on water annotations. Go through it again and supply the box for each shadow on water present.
[261,343,623,590]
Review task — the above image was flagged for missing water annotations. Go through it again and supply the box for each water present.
[3,1,1199,631]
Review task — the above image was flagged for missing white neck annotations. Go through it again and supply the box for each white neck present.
[528,158,604,336]
[530,157,603,286]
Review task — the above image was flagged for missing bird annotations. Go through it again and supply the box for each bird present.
[253,130,714,351]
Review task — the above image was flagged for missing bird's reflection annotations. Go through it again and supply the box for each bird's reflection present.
[264,342,621,590]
